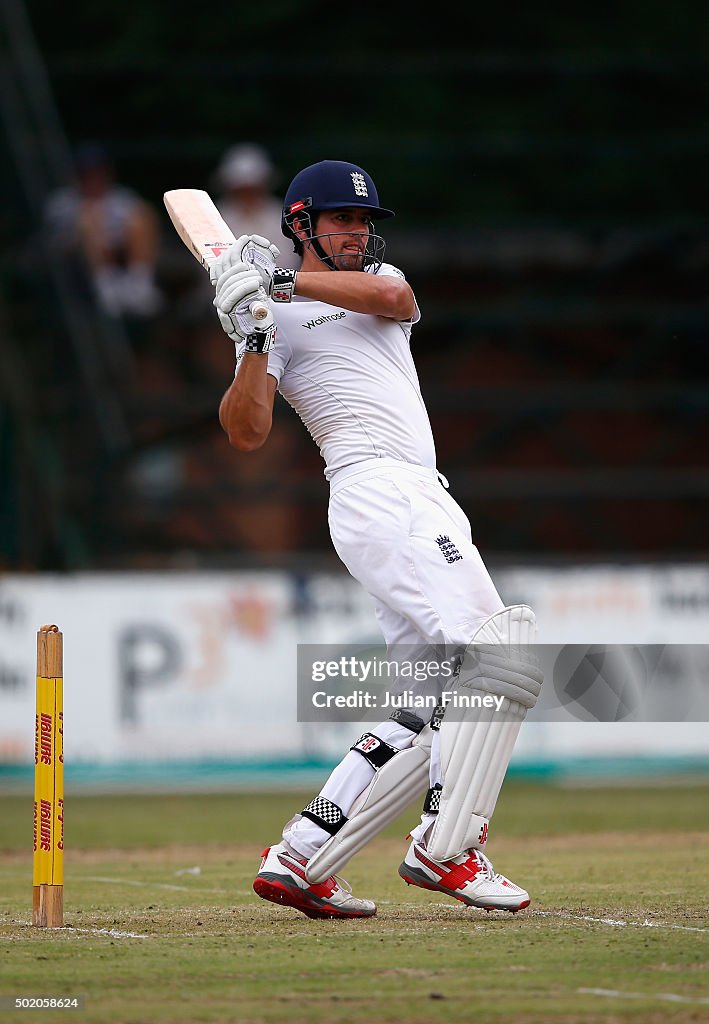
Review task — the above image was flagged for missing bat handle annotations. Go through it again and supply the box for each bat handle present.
[250,301,270,321]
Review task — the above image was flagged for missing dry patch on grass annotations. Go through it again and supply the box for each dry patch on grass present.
[501,830,709,854]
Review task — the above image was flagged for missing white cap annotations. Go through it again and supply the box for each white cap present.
[216,144,275,188]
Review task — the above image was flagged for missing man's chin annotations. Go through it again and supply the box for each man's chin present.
[335,253,365,272]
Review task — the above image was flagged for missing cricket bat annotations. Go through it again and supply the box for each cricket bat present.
[163,188,269,320]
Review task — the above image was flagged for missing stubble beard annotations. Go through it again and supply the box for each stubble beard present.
[334,251,365,272]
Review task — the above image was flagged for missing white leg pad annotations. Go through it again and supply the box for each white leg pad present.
[427,605,543,861]
[305,727,432,884]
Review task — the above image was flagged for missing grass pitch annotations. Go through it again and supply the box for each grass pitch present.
[1,781,707,1023]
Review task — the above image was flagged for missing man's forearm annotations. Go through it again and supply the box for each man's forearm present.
[219,354,273,452]
[294,271,415,320]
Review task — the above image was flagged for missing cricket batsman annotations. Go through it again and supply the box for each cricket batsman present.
[212,160,543,919]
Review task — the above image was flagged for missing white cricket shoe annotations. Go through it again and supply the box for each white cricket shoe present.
[399,839,530,912]
[253,843,377,920]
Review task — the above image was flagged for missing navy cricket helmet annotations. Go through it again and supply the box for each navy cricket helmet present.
[282,160,395,234]
[282,160,394,271]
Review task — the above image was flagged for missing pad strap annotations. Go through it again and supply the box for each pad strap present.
[300,796,347,836]
[430,700,446,731]
[388,709,425,734]
[423,783,443,814]
[350,733,398,770]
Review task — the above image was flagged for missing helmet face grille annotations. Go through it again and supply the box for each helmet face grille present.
[362,234,386,273]
[309,229,386,274]
[283,206,387,273]
[283,205,314,242]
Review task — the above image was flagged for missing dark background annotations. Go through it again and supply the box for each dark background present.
[1,1,708,570]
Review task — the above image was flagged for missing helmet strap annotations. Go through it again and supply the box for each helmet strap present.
[309,236,338,271]
[295,210,339,270]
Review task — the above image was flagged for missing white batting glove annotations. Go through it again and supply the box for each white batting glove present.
[208,234,279,287]
[217,309,276,352]
[214,261,261,313]
[208,237,248,286]
[214,265,276,352]
[243,233,280,287]
[216,288,276,353]
[210,236,296,304]
[235,234,297,303]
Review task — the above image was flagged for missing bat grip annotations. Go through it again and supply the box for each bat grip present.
[249,301,270,321]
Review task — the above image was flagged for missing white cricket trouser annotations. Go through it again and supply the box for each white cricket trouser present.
[284,458,504,859]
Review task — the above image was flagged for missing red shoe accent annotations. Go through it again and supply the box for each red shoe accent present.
[252,877,373,920]
[414,846,484,892]
[310,878,338,899]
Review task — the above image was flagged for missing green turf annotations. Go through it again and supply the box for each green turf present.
[1,782,707,1024]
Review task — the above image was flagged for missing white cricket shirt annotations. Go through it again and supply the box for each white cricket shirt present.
[264,264,436,480]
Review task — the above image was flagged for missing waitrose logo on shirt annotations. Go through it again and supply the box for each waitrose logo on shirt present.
[302,312,347,329]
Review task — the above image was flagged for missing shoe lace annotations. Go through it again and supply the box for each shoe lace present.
[472,849,499,881]
[332,874,352,894]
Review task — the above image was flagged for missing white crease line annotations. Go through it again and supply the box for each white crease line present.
[379,901,457,909]
[11,920,150,939]
[67,926,150,939]
[579,987,709,1006]
[534,910,708,933]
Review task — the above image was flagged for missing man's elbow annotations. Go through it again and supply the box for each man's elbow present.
[219,399,272,452]
[226,426,270,452]
[382,280,416,320]
[221,412,272,451]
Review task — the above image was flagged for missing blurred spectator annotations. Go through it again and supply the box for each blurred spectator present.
[44,142,164,318]
[213,143,300,270]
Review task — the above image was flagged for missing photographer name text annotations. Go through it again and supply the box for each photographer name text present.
[311,690,505,711]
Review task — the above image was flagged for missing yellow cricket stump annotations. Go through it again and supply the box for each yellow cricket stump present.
[33,624,64,927]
